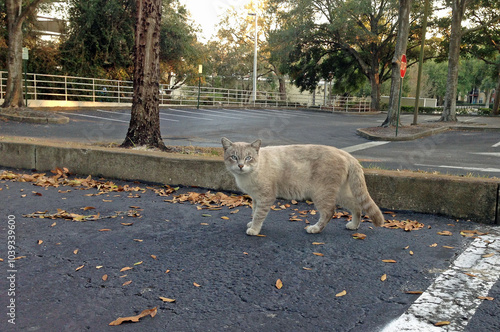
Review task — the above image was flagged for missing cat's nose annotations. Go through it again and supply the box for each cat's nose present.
[238,164,244,170]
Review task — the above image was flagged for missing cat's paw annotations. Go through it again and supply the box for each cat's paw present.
[247,221,253,229]
[246,228,260,236]
[306,225,322,234]
[345,221,360,230]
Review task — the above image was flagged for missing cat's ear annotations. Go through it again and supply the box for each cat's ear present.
[221,137,233,150]
[250,139,262,152]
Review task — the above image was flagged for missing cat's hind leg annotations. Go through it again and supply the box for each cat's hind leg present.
[338,186,362,230]
[306,198,336,234]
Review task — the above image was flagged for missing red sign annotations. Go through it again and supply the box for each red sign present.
[400,54,407,78]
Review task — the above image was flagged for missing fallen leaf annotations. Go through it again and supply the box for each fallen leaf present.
[443,246,455,249]
[409,251,414,255]
[256,234,266,237]
[73,249,79,255]
[99,228,111,232]
[220,216,230,220]
[121,222,134,226]
[381,274,387,281]
[230,209,239,214]
[482,253,495,258]
[352,233,366,240]
[434,321,450,327]
[102,274,108,281]
[464,273,478,278]
[134,239,143,242]
[37,240,43,245]
[312,242,325,245]
[109,307,157,326]
[50,222,56,227]
[336,290,347,297]
[478,296,494,301]
[120,266,133,272]
[75,265,85,271]
[404,245,410,250]
[122,280,132,286]
[200,223,209,226]
[313,252,324,257]
[102,199,113,202]
[276,279,283,289]
[437,231,452,236]
[159,297,176,303]
[405,291,423,294]
[382,259,397,263]
[429,243,438,247]
[82,206,95,211]
[202,214,212,217]
[165,270,170,274]
[303,267,312,270]
[96,266,103,269]
[134,261,143,266]
[193,282,201,287]
[151,255,157,260]
[291,200,298,204]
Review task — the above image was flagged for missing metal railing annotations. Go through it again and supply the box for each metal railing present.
[0,71,372,111]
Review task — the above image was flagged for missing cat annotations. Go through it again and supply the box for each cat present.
[221,137,384,236]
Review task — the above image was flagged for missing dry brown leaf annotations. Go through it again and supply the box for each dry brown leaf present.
[200,223,209,226]
[336,290,347,297]
[429,243,438,247]
[464,273,478,278]
[256,234,266,237]
[82,206,95,211]
[478,296,494,301]
[434,321,450,327]
[109,307,157,326]
[221,216,230,220]
[276,279,283,289]
[37,240,43,245]
[437,231,452,236]
[312,242,325,245]
[405,291,423,294]
[99,228,111,232]
[151,255,157,260]
[303,267,312,270]
[102,274,108,281]
[120,266,133,272]
[382,259,397,263]
[134,239,143,242]
[193,282,201,287]
[122,280,132,286]
[165,270,170,274]
[482,253,495,258]
[443,246,455,249]
[352,233,366,240]
[409,251,414,255]
[121,222,134,226]
[73,249,79,255]
[380,274,387,282]
[313,252,324,257]
[134,261,143,266]
[75,265,85,271]
[50,222,57,227]
[159,297,176,303]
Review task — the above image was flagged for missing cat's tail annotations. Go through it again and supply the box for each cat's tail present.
[348,162,385,227]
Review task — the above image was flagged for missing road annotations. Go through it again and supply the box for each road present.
[1,107,499,177]
[1,169,499,331]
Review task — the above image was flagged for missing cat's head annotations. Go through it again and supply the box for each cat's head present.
[221,137,261,175]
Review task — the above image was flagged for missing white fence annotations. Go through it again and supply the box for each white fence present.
[0,71,372,111]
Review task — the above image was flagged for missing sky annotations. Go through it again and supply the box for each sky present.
[178,0,252,42]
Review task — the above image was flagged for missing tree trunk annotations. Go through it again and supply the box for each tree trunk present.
[278,77,286,101]
[440,0,468,122]
[122,0,166,150]
[369,70,381,112]
[493,72,500,116]
[2,0,46,108]
[381,0,412,127]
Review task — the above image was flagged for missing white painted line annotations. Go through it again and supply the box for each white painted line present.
[470,152,500,157]
[415,163,500,173]
[59,112,130,124]
[462,117,479,123]
[382,232,500,331]
[221,108,277,119]
[341,141,389,153]
[159,109,213,120]
[169,108,240,119]
[95,109,178,122]
[492,141,500,148]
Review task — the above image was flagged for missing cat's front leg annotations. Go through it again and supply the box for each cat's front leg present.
[246,199,273,236]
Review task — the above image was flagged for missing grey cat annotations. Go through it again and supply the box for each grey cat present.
[221,137,384,236]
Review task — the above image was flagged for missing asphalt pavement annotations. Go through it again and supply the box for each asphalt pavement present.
[1,168,499,331]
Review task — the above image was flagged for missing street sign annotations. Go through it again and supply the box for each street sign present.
[22,47,29,60]
[400,54,407,78]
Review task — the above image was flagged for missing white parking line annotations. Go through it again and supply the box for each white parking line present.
[96,109,179,122]
[493,141,500,148]
[415,163,500,173]
[382,232,500,331]
[159,109,213,121]
[169,108,240,119]
[342,141,389,153]
[471,152,500,157]
[59,112,130,124]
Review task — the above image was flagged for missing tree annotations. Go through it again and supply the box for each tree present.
[272,0,423,111]
[2,0,47,108]
[381,0,412,127]
[439,0,500,121]
[121,0,166,150]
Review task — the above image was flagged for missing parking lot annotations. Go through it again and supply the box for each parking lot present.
[1,107,499,178]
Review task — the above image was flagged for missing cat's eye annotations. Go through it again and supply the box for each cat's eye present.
[230,155,238,161]
[245,156,253,162]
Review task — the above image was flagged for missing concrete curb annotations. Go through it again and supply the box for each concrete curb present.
[0,139,498,224]
[356,126,450,141]
[0,110,69,124]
